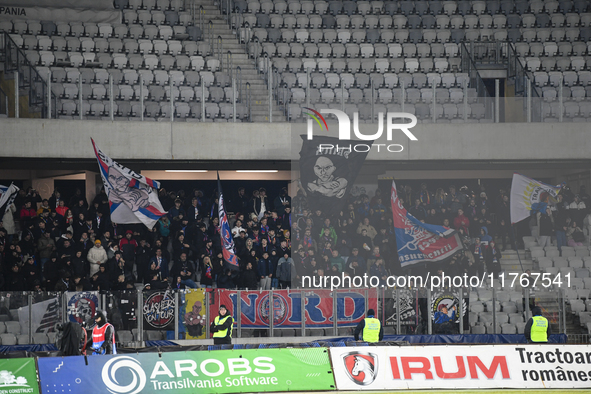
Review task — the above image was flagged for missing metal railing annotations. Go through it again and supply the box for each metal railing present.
[0,85,8,116]
[0,286,570,345]
[2,32,58,119]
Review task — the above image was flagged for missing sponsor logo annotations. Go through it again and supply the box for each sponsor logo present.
[390,355,510,380]
[305,108,418,142]
[102,356,147,394]
[0,370,30,388]
[258,294,289,326]
[342,352,378,385]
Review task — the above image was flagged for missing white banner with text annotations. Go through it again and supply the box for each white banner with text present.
[330,345,591,390]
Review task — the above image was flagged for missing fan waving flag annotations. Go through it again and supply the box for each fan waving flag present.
[217,173,239,270]
[0,183,20,219]
[91,138,166,229]
[510,173,561,224]
[391,180,463,268]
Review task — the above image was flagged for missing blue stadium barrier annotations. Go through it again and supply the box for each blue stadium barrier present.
[323,334,568,344]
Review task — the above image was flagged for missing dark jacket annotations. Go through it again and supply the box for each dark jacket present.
[210,312,233,344]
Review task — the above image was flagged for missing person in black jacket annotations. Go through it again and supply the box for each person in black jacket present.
[241,262,259,289]
[86,310,116,355]
[210,304,233,345]
[170,252,197,288]
[484,240,502,276]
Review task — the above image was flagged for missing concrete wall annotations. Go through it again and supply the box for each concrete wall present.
[1,118,589,162]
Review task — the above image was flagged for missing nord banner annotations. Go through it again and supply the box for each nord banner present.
[38,348,335,394]
[212,289,377,328]
[330,345,591,390]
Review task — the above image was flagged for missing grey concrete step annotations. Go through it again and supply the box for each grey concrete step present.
[191,0,286,122]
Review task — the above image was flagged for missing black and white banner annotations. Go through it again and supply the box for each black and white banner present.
[299,135,372,217]
[18,298,62,334]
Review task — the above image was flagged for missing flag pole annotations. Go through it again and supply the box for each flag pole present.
[510,224,525,273]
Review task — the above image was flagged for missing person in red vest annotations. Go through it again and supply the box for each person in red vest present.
[87,310,116,355]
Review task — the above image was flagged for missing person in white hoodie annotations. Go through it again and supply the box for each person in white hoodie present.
[1,203,17,242]
[87,240,108,277]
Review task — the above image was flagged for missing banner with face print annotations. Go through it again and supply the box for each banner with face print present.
[299,135,372,217]
[92,138,166,229]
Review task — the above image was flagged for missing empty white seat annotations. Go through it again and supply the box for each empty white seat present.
[471,325,486,334]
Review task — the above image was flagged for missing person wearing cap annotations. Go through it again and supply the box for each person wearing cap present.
[525,306,550,343]
[353,309,383,343]
[210,304,233,344]
[87,240,107,277]
[87,310,116,355]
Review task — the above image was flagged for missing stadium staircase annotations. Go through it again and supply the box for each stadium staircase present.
[198,0,286,122]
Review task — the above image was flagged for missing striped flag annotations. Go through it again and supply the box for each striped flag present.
[91,138,166,229]
[217,173,239,270]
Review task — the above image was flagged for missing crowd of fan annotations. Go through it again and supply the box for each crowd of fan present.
[0,181,589,293]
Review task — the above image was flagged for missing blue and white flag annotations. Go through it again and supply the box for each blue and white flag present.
[217,173,239,270]
[392,180,463,268]
[510,173,561,224]
[92,138,166,229]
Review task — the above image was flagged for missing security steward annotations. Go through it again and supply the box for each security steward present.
[353,308,383,343]
[524,306,550,343]
[86,310,116,355]
[210,304,233,344]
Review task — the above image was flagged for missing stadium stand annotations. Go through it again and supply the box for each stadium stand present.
[1,0,591,122]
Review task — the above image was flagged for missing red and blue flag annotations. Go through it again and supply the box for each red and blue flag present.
[391,180,463,268]
[217,173,239,270]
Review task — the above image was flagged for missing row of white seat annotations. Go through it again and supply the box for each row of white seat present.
[285,102,488,120]
[231,0,589,17]
[2,21,194,40]
[280,72,470,90]
[534,70,591,87]
[266,56,460,74]
[253,40,463,58]
[524,55,591,72]
[58,100,246,120]
[53,83,237,102]
[238,12,591,30]
[37,67,228,87]
[23,50,215,71]
[14,33,194,53]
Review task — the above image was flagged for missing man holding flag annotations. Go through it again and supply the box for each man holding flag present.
[510,173,562,250]
[0,183,20,241]
[217,173,240,271]
[510,173,561,225]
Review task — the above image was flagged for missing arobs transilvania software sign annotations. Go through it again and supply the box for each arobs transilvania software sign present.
[305,108,418,153]
[37,348,335,394]
[330,345,591,390]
